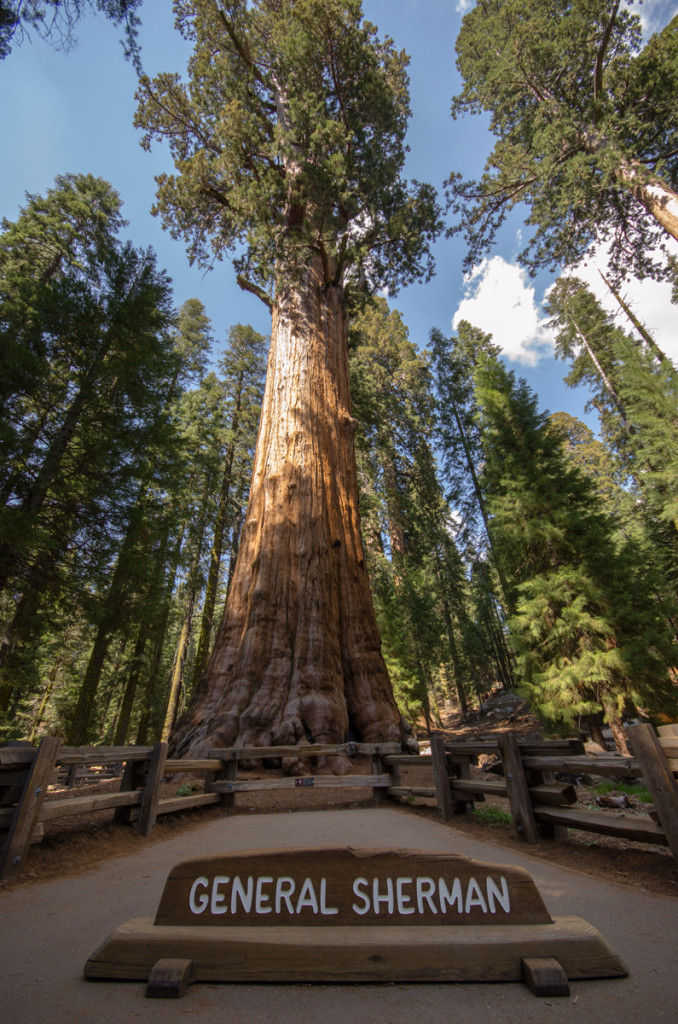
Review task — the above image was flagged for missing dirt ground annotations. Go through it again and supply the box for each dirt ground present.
[3,690,676,900]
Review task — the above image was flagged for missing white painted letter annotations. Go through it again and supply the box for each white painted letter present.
[255,876,273,914]
[210,875,230,915]
[352,877,370,915]
[189,876,209,915]
[465,877,488,914]
[295,877,319,914]
[320,878,339,915]
[396,877,414,915]
[438,877,463,913]
[231,875,254,914]
[416,877,438,914]
[486,876,511,914]
[372,877,394,915]
[275,876,296,914]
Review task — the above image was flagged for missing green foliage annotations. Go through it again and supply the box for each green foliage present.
[472,805,512,827]
[135,0,441,298]
[546,276,678,604]
[349,298,490,724]
[594,780,651,802]
[448,1,678,280]
[472,349,677,735]
[615,339,678,533]
[0,174,178,605]
[0,176,223,741]
[429,324,517,696]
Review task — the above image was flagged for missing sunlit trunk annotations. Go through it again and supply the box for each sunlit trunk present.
[172,257,403,759]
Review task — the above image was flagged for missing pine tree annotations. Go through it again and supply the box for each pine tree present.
[191,324,267,688]
[0,178,205,741]
[448,2,678,281]
[473,351,677,748]
[430,321,514,619]
[349,298,480,725]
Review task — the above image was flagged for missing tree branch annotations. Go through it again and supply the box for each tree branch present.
[593,1,620,109]
[236,274,273,310]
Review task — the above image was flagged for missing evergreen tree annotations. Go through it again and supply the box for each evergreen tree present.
[448,2,678,281]
[0,177,205,741]
[191,323,267,688]
[548,411,631,521]
[430,321,514,627]
[473,350,677,748]
[349,298,482,725]
[547,276,678,544]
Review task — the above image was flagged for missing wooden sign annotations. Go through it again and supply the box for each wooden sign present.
[155,847,551,928]
[84,845,627,996]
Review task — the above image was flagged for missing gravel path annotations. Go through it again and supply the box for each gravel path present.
[2,805,676,1024]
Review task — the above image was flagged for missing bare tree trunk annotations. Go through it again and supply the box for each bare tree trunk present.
[161,488,211,742]
[135,523,186,745]
[172,258,403,758]
[112,625,148,745]
[584,712,608,749]
[601,694,631,756]
[191,439,238,687]
[598,270,668,364]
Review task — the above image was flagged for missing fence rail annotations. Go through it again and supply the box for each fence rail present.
[408,724,678,863]
[1,727,677,881]
[0,740,400,880]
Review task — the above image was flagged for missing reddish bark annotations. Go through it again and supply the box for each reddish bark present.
[172,258,404,759]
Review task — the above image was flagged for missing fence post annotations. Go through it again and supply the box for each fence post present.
[371,747,387,805]
[497,732,539,843]
[657,724,678,772]
[626,723,678,865]
[206,751,238,808]
[137,741,168,837]
[447,752,475,813]
[0,740,34,808]
[431,735,454,821]
[0,735,62,880]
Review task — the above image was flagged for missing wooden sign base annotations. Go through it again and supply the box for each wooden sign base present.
[84,847,626,998]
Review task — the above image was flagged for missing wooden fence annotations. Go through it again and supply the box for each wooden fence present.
[1,725,677,881]
[390,724,678,866]
[0,740,400,880]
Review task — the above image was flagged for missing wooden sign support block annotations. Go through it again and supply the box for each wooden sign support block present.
[522,957,570,997]
[84,847,626,998]
[146,958,192,998]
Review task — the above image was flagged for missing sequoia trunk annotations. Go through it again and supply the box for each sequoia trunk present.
[172,259,403,757]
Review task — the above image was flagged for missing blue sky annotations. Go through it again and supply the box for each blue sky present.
[1,0,676,429]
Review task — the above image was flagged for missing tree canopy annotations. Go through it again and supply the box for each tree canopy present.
[135,0,441,301]
[447,0,678,280]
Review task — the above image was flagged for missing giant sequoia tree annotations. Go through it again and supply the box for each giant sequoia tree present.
[447,1,678,280]
[136,0,440,757]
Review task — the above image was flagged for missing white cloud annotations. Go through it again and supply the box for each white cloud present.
[630,0,676,41]
[452,256,555,366]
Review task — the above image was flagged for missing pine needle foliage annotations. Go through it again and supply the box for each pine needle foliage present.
[473,350,677,740]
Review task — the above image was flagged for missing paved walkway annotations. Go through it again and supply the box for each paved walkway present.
[1,806,676,1024]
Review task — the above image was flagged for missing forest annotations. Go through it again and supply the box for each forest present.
[0,0,677,758]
